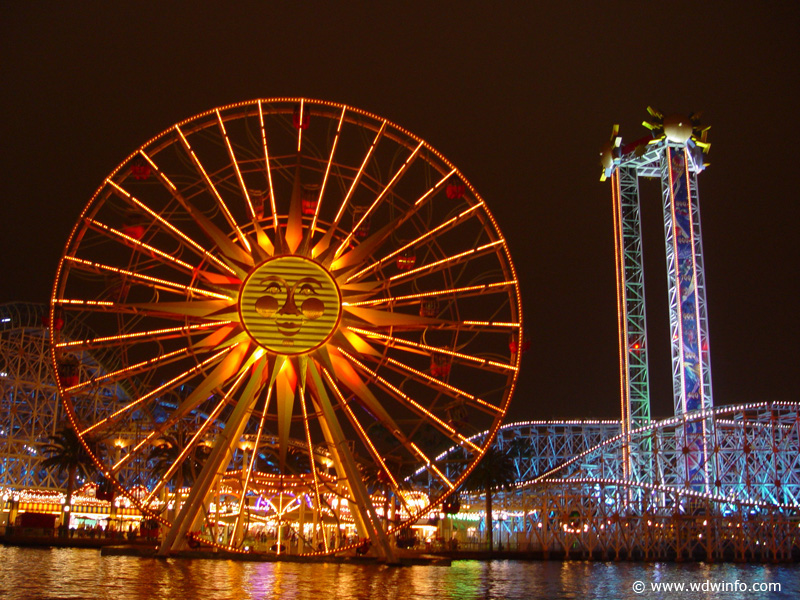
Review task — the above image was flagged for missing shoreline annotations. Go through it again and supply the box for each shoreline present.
[3,535,796,565]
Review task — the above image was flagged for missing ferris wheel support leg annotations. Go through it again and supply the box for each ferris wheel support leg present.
[309,365,398,563]
[158,368,264,556]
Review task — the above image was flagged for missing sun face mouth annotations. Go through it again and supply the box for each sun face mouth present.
[276,320,302,336]
[239,256,342,355]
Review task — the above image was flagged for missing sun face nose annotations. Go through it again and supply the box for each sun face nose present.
[277,289,301,316]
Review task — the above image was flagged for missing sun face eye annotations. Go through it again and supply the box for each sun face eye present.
[264,282,283,295]
[296,282,318,296]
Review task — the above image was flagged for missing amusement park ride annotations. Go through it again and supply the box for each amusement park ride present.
[1,101,798,562]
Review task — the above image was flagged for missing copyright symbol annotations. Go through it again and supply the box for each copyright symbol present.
[632,581,646,594]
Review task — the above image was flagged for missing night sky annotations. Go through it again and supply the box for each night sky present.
[2,3,798,423]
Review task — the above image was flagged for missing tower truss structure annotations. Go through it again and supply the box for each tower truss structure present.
[602,110,713,487]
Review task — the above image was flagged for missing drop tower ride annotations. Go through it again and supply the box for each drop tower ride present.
[601,108,713,488]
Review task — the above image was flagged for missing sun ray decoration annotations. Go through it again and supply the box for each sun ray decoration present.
[50,98,523,559]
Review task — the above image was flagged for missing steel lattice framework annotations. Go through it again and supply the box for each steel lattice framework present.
[452,403,800,561]
[0,303,61,490]
[0,303,128,491]
[611,164,651,437]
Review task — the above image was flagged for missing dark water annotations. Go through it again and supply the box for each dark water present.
[0,547,797,599]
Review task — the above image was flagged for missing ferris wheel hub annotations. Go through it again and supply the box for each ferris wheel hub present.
[238,255,342,355]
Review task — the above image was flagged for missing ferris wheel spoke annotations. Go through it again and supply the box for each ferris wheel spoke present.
[84,218,196,273]
[285,164,306,254]
[326,169,457,278]
[62,256,232,301]
[121,299,238,322]
[54,299,117,310]
[79,346,233,437]
[174,124,251,252]
[274,356,298,469]
[325,348,402,431]
[321,353,425,502]
[331,140,425,262]
[167,201,254,275]
[408,441,455,490]
[305,360,392,542]
[257,100,279,230]
[62,347,193,394]
[338,349,482,454]
[332,328,383,360]
[189,324,246,353]
[139,367,251,507]
[156,372,268,553]
[342,306,441,329]
[344,327,517,374]
[54,299,237,328]
[140,155,255,273]
[319,368,402,491]
[379,355,505,417]
[413,320,521,335]
[370,319,519,335]
[345,203,482,283]
[313,120,388,257]
[55,321,229,352]
[170,341,254,420]
[326,220,398,278]
[457,319,518,333]
[309,106,347,237]
[231,386,273,544]
[123,343,256,508]
[105,177,236,277]
[295,98,307,153]
[297,385,332,535]
[344,280,518,309]
[384,240,505,287]
[114,387,223,482]
[216,109,257,222]
[343,304,512,337]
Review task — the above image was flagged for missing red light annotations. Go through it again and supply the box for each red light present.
[292,104,310,129]
[131,159,151,180]
[446,178,465,199]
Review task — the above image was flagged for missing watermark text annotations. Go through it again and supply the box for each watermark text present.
[632,579,781,594]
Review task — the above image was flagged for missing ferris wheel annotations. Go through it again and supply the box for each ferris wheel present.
[50,98,523,558]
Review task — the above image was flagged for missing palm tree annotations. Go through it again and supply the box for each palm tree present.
[40,426,97,508]
[462,446,517,554]
[148,430,213,523]
[148,431,212,494]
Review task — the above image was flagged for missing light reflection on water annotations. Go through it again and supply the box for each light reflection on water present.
[0,547,797,600]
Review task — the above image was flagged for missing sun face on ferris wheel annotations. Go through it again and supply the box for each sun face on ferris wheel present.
[239,255,341,354]
[50,98,522,555]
